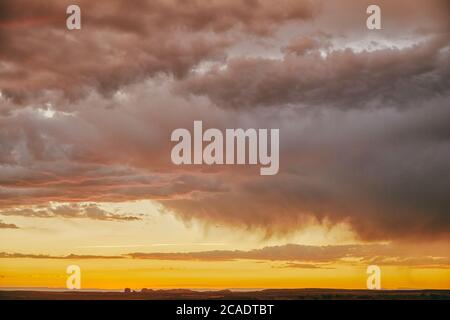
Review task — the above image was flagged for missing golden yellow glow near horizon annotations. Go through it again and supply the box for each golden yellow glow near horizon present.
[1,200,450,290]
[1,258,449,290]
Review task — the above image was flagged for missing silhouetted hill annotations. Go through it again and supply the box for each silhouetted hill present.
[1,288,449,300]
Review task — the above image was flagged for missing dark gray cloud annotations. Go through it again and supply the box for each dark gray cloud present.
[177,35,450,110]
[161,97,450,241]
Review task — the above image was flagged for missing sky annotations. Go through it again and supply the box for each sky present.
[0,0,449,290]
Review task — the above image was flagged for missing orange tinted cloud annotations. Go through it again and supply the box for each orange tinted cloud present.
[0,203,141,221]
[0,220,18,229]
[1,243,449,269]
[0,0,449,243]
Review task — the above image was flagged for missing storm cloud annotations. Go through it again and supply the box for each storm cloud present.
[0,0,449,242]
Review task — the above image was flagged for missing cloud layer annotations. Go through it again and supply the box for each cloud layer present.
[2,243,449,268]
[0,220,18,229]
[1,0,449,242]
[0,203,141,221]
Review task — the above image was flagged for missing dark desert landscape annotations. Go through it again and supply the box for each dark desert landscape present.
[1,289,450,300]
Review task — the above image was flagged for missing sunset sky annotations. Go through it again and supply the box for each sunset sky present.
[0,0,449,290]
